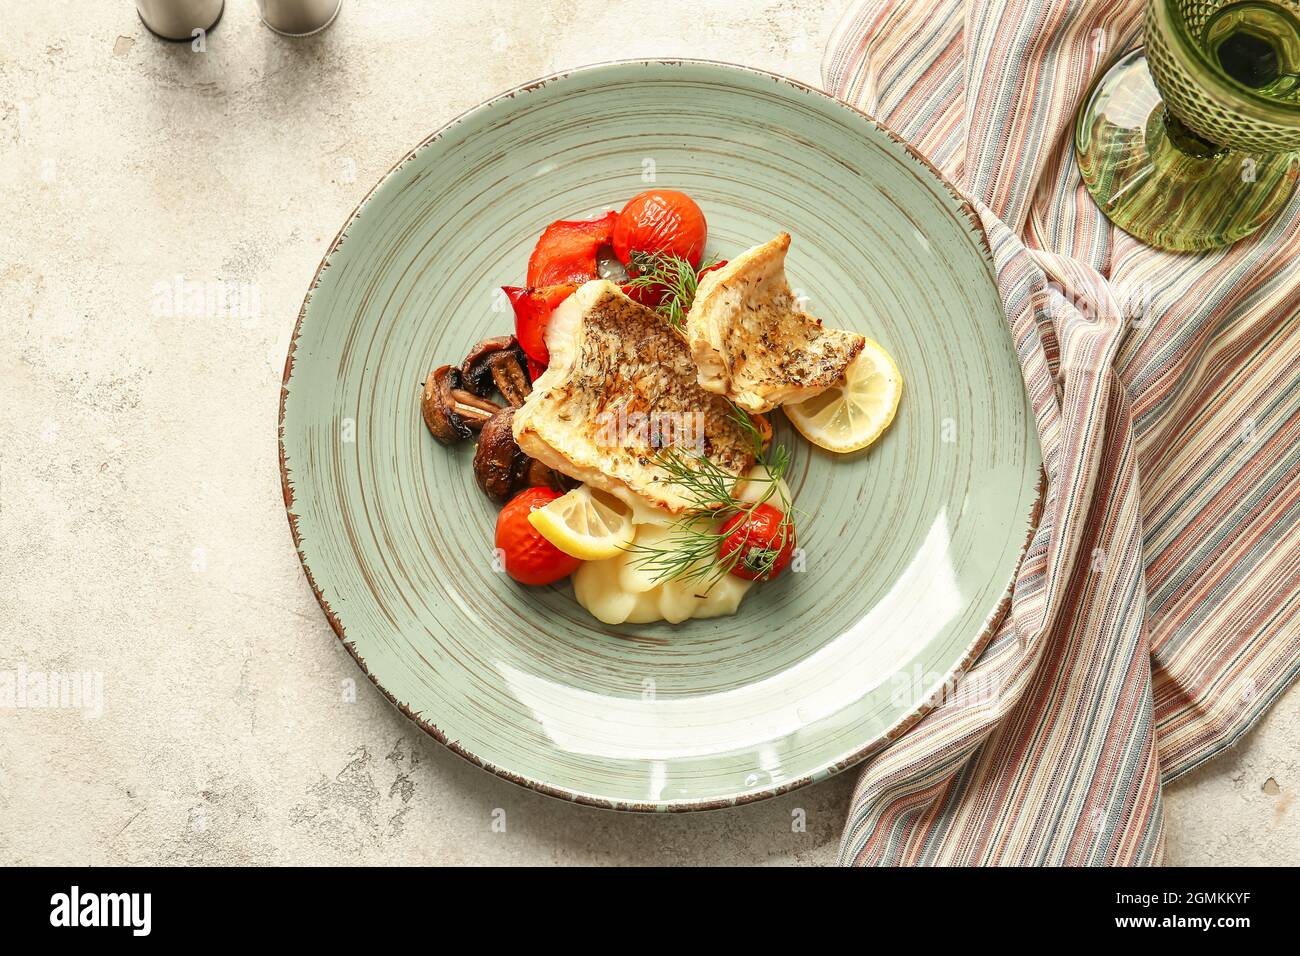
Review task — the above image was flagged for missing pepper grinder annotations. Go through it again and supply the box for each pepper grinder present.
[256,0,342,36]
[135,0,224,41]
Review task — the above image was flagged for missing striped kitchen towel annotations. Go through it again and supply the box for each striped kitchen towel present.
[824,0,1300,865]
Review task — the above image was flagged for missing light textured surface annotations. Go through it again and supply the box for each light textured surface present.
[0,0,1294,866]
[279,60,1039,811]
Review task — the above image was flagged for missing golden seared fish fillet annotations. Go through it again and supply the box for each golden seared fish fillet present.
[685,233,866,414]
[512,280,756,515]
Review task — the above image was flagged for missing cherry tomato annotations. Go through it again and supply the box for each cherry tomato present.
[612,190,708,270]
[526,211,618,288]
[718,503,796,581]
[495,487,582,586]
[503,284,575,364]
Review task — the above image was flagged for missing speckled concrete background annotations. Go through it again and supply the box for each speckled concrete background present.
[1,0,1294,866]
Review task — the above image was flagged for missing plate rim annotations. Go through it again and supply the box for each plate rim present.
[277,57,1046,812]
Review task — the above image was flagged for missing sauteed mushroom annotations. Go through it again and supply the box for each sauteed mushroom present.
[460,336,519,397]
[426,341,562,498]
[472,407,572,501]
[461,336,533,407]
[422,365,501,445]
[473,407,526,502]
[487,349,531,406]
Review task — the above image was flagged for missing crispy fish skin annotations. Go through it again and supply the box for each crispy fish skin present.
[512,280,756,515]
[685,233,866,414]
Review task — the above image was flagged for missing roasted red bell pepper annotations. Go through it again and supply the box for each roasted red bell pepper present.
[526,211,618,288]
[503,284,576,365]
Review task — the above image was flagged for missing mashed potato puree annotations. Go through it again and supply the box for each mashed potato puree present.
[571,464,789,625]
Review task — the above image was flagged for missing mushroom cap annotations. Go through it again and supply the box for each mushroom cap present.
[461,335,522,397]
[422,365,473,445]
[487,349,532,407]
[473,407,526,503]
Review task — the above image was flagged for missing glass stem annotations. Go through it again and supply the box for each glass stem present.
[1161,108,1227,159]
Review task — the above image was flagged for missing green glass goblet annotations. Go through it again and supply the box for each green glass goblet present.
[1076,0,1300,251]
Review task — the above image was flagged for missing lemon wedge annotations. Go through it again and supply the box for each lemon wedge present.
[782,339,902,453]
[528,485,636,560]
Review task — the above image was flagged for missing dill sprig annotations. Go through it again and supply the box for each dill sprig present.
[624,403,795,589]
[726,400,768,458]
[625,251,719,329]
[623,516,734,588]
[646,445,745,513]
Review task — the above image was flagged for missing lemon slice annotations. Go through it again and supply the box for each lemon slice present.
[783,339,902,453]
[529,485,636,560]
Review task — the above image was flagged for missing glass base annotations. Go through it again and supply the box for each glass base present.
[1075,48,1300,252]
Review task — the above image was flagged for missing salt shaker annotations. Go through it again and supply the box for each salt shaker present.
[135,0,224,41]
[255,0,342,36]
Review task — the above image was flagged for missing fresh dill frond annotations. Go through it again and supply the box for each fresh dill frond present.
[624,435,794,589]
[624,517,734,587]
[726,400,766,457]
[625,251,719,329]
[647,448,746,513]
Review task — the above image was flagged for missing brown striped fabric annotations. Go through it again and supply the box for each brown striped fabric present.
[823,0,1299,865]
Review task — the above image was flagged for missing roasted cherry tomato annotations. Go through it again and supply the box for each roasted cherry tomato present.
[526,211,618,288]
[718,503,796,581]
[698,258,727,277]
[612,190,708,270]
[503,284,575,364]
[495,487,582,586]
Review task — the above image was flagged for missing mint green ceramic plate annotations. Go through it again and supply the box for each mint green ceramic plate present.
[279,61,1042,810]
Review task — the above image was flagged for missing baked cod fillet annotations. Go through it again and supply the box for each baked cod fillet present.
[512,280,756,515]
[685,233,865,414]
